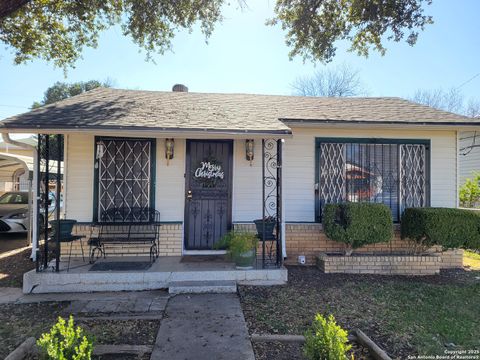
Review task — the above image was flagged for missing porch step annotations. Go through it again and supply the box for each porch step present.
[168,280,237,294]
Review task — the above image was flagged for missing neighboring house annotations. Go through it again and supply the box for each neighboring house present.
[0,136,35,194]
[459,130,480,184]
[0,86,479,291]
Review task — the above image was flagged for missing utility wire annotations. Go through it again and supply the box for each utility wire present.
[455,72,480,90]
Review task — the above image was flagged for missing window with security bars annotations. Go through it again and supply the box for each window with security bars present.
[315,139,429,222]
[95,138,154,222]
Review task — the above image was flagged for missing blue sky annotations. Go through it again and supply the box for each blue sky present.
[0,0,479,122]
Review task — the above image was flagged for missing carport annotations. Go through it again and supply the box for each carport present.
[0,152,33,245]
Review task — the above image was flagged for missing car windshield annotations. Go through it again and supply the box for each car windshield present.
[0,193,28,204]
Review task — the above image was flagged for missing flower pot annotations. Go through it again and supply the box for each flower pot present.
[254,219,276,240]
[49,219,77,239]
[233,249,256,270]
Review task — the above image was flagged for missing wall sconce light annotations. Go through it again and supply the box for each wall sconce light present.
[165,138,174,165]
[245,139,254,166]
[96,142,106,159]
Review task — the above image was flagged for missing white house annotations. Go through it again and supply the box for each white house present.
[1,86,479,293]
[459,130,480,184]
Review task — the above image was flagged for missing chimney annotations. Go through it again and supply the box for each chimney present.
[172,84,188,92]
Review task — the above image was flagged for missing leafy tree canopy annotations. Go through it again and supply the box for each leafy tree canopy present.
[0,0,433,70]
[31,80,111,108]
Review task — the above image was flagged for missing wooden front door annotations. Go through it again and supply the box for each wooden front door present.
[185,140,233,250]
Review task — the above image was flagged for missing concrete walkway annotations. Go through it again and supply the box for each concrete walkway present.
[151,294,255,360]
[0,287,23,304]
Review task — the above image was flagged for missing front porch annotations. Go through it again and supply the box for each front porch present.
[23,256,288,294]
[25,131,287,293]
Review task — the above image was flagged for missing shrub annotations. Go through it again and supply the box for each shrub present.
[401,207,480,251]
[459,173,480,208]
[214,231,258,256]
[303,314,351,360]
[37,315,93,360]
[323,203,393,251]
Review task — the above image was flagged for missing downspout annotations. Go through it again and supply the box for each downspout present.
[2,133,38,261]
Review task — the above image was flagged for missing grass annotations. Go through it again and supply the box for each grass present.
[239,267,480,358]
[464,250,480,270]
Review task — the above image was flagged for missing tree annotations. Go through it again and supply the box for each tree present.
[411,88,465,114]
[31,80,111,108]
[466,99,480,118]
[411,87,480,117]
[412,88,480,155]
[268,0,433,63]
[291,64,365,97]
[0,0,433,71]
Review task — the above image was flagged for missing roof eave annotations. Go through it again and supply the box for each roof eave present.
[280,118,480,130]
[0,125,293,139]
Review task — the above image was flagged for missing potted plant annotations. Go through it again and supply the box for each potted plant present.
[253,216,277,240]
[49,219,77,239]
[215,231,258,269]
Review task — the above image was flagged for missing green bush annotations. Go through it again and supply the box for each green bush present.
[37,315,93,360]
[303,314,351,360]
[214,231,258,256]
[401,207,480,250]
[323,203,393,251]
[459,173,480,208]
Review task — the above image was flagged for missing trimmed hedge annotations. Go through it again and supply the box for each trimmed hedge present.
[401,207,480,250]
[323,203,394,249]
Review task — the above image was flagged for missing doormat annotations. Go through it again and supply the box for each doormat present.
[181,255,230,263]
[89,262,152,271]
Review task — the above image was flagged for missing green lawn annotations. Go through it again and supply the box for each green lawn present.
[239,266,480,359]
[464,250,480,270]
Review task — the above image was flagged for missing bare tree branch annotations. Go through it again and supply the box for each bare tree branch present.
[411,88,465,114]
[292,64,366,97]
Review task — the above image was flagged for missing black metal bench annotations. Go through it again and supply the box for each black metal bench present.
[89,207,161,263]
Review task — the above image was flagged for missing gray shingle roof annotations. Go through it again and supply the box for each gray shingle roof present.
[0,87,476,134]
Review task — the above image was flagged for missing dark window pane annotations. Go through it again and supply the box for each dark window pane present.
[317,140,427,222]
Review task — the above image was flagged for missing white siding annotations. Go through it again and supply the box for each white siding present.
[65,134,94,221]
[232,139,262,222]
[283,127,458,222]
[155,139,185,221]
[459,131,480,184]
[64,128,458,224]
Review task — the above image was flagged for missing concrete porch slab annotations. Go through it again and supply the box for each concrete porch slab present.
[23,256,288,294]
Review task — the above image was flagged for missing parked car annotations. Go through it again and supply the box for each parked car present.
[0,191,29,233]
[0,191,61,234]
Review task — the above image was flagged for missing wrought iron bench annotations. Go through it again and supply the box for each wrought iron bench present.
[88,208,161,263]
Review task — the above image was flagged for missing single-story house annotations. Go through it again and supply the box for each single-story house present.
[1,86,479,292]
[459,130,480,185]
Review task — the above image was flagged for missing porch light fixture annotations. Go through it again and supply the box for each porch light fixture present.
[165,138,174,165]
[96,142,106,159]
[245,139,254,166]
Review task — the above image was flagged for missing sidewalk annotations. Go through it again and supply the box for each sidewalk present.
[151,294,255,360]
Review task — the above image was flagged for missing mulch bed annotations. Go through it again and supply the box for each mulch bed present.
[253,341,372,360]
[0,302,70,359]
[78,319,160,345]
[0,302,160,359]
[0,246,35,287]
[93,355,150,360]
[239,266,480,359]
